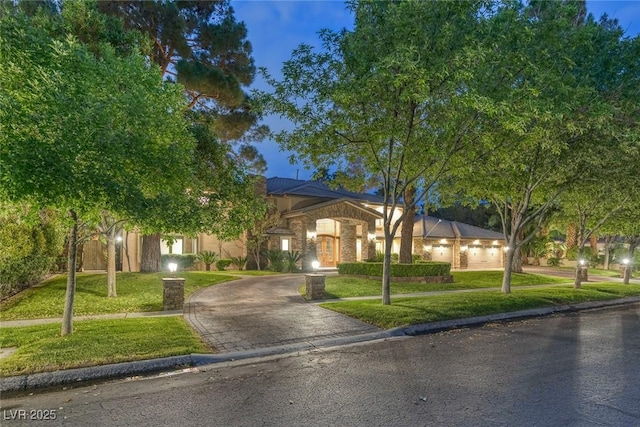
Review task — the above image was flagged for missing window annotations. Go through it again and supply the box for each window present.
[281,238,290,251]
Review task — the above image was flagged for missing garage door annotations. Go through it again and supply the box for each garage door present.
[431,245,453,263]
[467,246,501,269]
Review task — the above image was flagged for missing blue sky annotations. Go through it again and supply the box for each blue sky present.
[233,0,640,180]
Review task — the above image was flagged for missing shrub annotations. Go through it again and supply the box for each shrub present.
[546,257,562,267]
[0,207,64,298]
[195,250,218,271]
[263,249,285,272]
[230,256,248,271]
[337,262,451,277]
[216,258,232,271]
[161,254,197,271]
[285,251,302,273]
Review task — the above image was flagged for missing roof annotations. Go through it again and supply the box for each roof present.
[281,198,383,219]
[267,177,384,204]
[413,215,504,241]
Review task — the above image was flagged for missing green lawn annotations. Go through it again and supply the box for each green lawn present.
[304,271,570,299]
[0,271,238,320]
[0,317,209,376]
[319,283,640,329]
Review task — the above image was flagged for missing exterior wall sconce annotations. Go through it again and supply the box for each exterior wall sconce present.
[368,232,376,241]
[307,231,317,240]
[473,248,478,256]
[490,247,496,256]
[461,245,468,252]
[439,246,444,256]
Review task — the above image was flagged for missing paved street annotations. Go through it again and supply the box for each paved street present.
[3,303,638,426]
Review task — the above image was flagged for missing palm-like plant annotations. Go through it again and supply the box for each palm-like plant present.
[196,250,218,271]
[285,251,302,273]
[230,255,248,271]
[263,249,285,272]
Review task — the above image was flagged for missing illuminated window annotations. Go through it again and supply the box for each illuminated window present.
[281,238,289,251]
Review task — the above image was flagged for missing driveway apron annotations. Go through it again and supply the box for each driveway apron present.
[185,274,381,353]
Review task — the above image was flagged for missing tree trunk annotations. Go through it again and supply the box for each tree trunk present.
[510,213,523,273]
[603,235,612,270]
[623,241,637,285]
[61,210,78,336]
[107,227,117,297]
[502,246,515,293]
[399,187,416,264]
[381,232,393,305]
[566,223,577,250]
[141,233,162,272]
[574,246,584,289]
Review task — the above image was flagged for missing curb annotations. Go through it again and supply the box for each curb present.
[2,296,639,394]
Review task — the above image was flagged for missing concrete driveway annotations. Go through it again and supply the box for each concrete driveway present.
[184,274,381,353]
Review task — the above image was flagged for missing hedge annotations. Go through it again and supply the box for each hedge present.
[337,262,451,277]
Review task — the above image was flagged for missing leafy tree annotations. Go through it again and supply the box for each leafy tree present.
[463,1,637,292]
[245,203,281,270]
[0,6,195,335]
[259,0,497,304]
[98,1,268,271]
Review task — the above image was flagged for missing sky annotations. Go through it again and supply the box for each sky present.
[233,0,640,181]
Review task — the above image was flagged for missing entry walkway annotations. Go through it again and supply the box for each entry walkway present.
[184,274,381,353]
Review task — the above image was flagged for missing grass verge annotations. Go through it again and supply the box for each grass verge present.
[0,317,209,377]
[319,283,640,329]
[301,271,570,299]
[0,272,238,320]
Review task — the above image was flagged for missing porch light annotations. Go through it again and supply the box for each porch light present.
[311,260,320,271]
[461,245,468,252]
[307,231,317,240]
[368,232,376,241]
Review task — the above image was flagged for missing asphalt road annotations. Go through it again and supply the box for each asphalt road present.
[2,303,639,427]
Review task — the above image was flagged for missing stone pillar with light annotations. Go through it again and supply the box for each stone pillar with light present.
[579,259,588,281]
[620,258,632,284]
[162,262,185,310]
[305,260,325,300]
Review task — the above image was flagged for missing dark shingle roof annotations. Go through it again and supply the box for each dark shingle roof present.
[267,177,384,203]
[413,215,504,240]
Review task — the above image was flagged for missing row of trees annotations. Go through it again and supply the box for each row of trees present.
[259,0,639,303]
[0,1,266,334]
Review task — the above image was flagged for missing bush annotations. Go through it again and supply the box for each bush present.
[216,258,232,271]
[337,262,451,277]
[0,207,64,298]
[263,249,285,272]
[161,254,197,271]
[195,251,218,271]
[230,256,248,271]
[546,257,562,267]
[285,251,302,273]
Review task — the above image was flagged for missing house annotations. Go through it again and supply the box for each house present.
[85,177,506,271]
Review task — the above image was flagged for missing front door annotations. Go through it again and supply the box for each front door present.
[316,235,338,267]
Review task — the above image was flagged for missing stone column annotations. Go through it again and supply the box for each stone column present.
[361,221,376,261]
[305,274,326,300]
[289,219,305,254]
[305,220,318,270]
[453,238,462,269]
[162,278,185,310]
[341,223,357,263]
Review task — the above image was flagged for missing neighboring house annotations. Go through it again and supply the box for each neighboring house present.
[85,177,506,271]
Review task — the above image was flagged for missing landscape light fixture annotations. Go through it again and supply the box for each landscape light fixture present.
[622,258,630,265]
[168,262,178,277]
[311,260,320,271]
[579,259,586,266]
